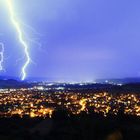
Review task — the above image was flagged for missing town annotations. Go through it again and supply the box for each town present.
[0,84,139,118]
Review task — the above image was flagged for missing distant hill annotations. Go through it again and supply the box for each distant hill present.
[0,76,140,92]
[1,76,140,84]
[96,77,140,84]
[0,79,33,88]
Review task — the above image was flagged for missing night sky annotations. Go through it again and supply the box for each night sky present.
[0,0,140,81]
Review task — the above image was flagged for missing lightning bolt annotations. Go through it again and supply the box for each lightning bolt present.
[6,0,31,80]
[0,43,4,71]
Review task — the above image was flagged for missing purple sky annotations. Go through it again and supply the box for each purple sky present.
[0,0,140,81]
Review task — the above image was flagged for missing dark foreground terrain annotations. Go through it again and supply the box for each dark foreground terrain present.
[0,111,139,140]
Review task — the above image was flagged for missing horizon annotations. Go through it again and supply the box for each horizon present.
[1,75,140,83]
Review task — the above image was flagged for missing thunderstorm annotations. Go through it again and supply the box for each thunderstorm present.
[6,0,31,80]
[0,42,4,71]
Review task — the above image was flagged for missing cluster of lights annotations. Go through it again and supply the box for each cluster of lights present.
[0,88,139,118]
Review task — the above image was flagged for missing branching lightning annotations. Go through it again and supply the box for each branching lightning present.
[0,43,4,71]
[6,0,31,80]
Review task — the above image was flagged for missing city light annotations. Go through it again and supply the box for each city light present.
[0,88,139,118]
